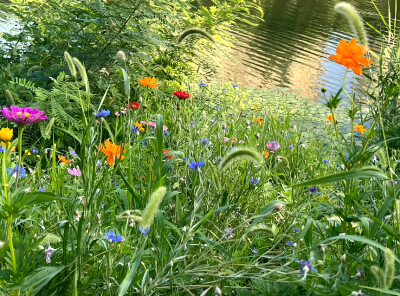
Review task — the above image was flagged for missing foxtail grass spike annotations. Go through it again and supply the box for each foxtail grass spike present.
[384,248,395,289]
[219,147,263,171]
[177,27,214,43]
[72,57,90,94]
[335,2,368,46]
[140,187,167,232]
[5,89,14,104]
[371,265,386,287]
[64,52,77,78]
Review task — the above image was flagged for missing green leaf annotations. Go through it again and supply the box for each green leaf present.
[117,239,146,296]
[302,218,313,247]
[360,286,400,295]
[316,235,400,263]
[22,266,65,294]
[251,200,285,227]
[120,68,130,99]
[293,169,388,188]
[17,192,65,208]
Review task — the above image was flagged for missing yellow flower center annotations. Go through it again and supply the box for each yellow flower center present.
[25,112,30,118]
[17,112,22,115]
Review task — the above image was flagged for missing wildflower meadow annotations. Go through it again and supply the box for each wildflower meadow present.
[0,0,399,295]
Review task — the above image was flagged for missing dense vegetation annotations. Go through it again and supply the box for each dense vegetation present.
[0,0,399,295]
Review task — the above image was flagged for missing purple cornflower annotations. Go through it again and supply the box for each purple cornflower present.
[0,106,47,125]
[296,258,318,273]
[67,167,82,177]
[250,177,260,185]
[225,227,234,239]
[38,187,45,192]
[189,161,205,170]
[44,246,56,264]
[252,247,258,255]
[31,147,39,154]
[288,144,295,149]
[105,231,123,243]
[96,109,110,117]
[200,138,209,146]
[232,83,239,88]
[309,186,318,195]
[267,141,280,151]
[69,150,77,156]
[139,225,150,235]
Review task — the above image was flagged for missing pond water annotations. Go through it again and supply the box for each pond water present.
[217,0,398,100]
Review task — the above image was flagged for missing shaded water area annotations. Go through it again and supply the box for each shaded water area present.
[217,0,399,100]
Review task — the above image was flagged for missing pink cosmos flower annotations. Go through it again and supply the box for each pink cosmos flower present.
[224,137,230,142]
[163,125,168,132]
[67,167,82,177]
[148,122,156,127]
[0,106,47,125]
[267,141,280,151]
[140,121,147,125]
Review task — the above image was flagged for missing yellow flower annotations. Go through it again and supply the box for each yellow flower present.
[1,141,16,152]
[0,128,13,142]
[355,123,366,134]
[134,122,145,132]
[326,115,334,122]
[138,77,158,89]
[262,150,270,158]
[24,150,31,156]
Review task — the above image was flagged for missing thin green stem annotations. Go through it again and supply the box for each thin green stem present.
[14,125,25,190]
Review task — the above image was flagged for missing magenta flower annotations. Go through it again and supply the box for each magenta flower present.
[0,106,47,125]
[67,167,82,177]
[267,141,280,151]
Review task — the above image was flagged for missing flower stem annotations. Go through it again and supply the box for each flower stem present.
[14,125,25,190]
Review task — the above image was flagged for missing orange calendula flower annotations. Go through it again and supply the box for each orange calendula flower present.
[99,139,126,165]
[138,77,158,89]
[261,150,270,158]
[253,116,264,124]
[326,115,334,122]
[329,38,372,75]
[58,155,69,164]
[355,123,366,134]
[1,141,16,151]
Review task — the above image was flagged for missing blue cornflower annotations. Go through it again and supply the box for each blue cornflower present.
[182,157,187,161]
[31,147,39,154]
[309,186,318,195]
[38,187,45,192]
[286,241,295,246]
[322,159,329,164]
[69,150,77,156]
[96,109,110,117]
[221,88,227,92]
[215,106,222,110]
[232,83,239,88]
[199,82,207,87]
[296,258,318,273]
[285,134,290,138]
[224,128,229,132]
[7,166,26,178]
[293,228,300,233]
[393,180,398,185]
[0,147,6,153]
[289,144,295,149]
[252,247,258,255]
[164,130,170,136]
[139,225,150,235]
[132,127,140,133]
[250,177,260,185]
[105,231,123,243]
[210,119,217,125]
[101,202,106,208]
[189,161,205,170]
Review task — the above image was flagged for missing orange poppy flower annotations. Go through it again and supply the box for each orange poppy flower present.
[253,116,264,124]
[58,155,69,164]
[326,115,334,122]
[355,123,366,134]
[138,77,158,89]
[329,38,372,75]
[163,149,173,160]
[99,139,126,165]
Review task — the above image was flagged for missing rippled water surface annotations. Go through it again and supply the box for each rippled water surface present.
[217,0,399,99]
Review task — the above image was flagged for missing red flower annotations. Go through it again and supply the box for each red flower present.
[128,101,142,110]
[173,90,190,100]
[163,149,173,159]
